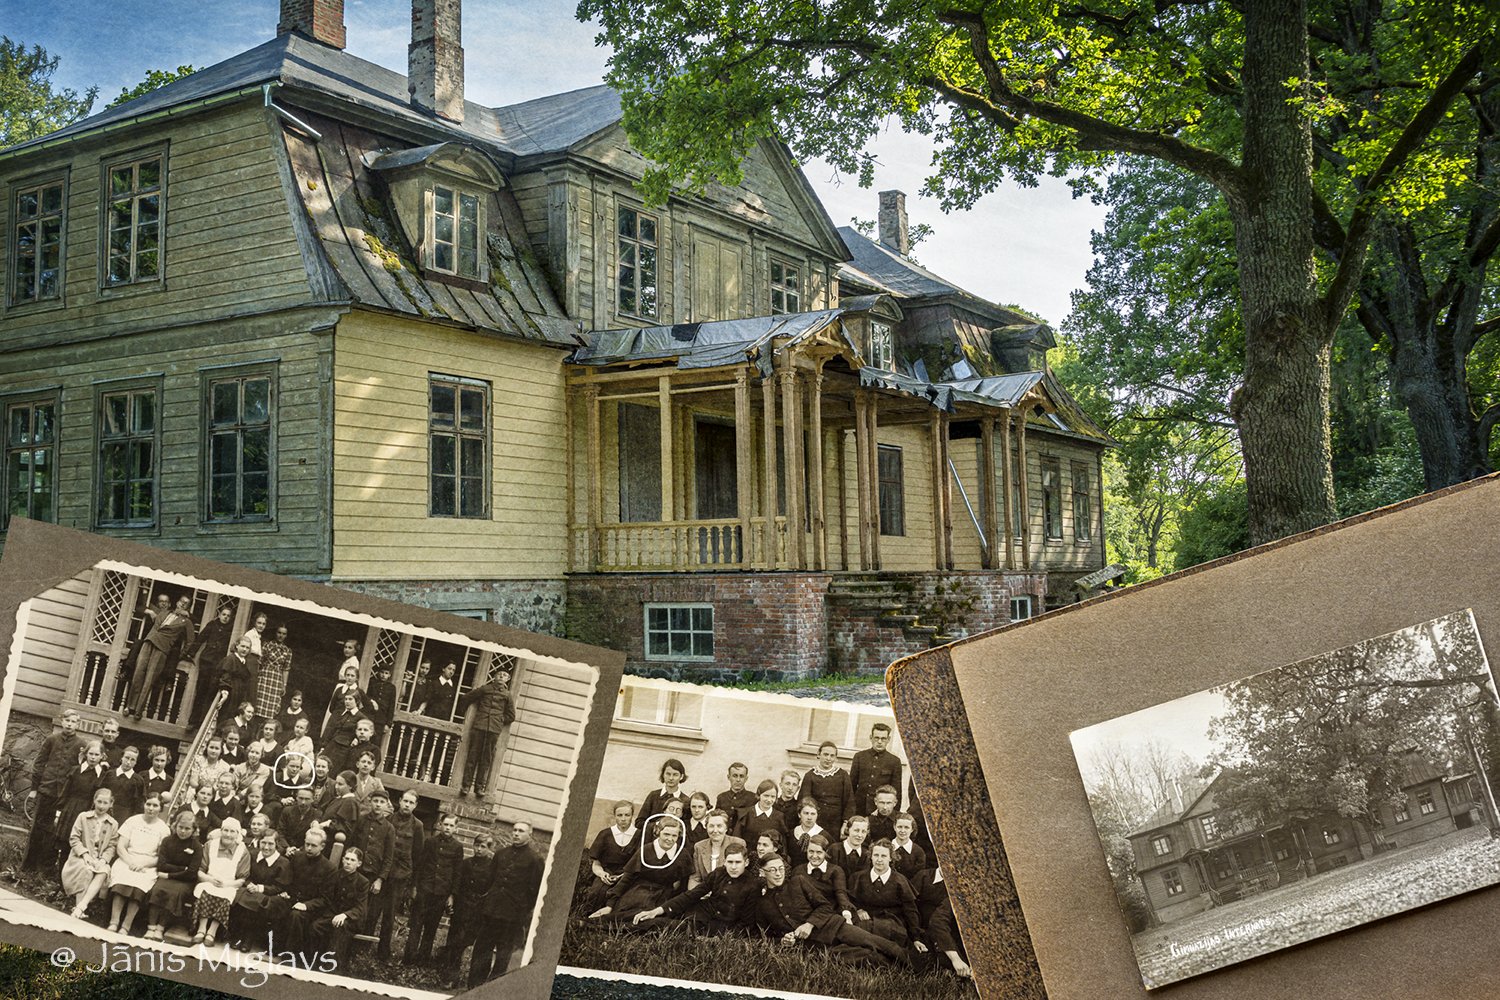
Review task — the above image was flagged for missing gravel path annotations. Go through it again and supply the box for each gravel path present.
[1133,827,1500,988]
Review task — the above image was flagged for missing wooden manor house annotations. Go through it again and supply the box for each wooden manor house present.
[0,0,1110,683]
[1128,763,1486,927]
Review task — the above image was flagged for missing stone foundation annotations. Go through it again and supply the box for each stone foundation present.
[334,578,566,636]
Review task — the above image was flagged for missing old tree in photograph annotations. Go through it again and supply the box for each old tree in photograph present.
[581,0,1496,544]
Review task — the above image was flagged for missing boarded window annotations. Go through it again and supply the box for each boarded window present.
[618,403,662,522]
[690,229,743,322]
[4,395,57,527]
[877,445,904,536]
[11,178,64,304]
[98,386,157,526]
[428,374,488,518]
[205,371,272,522]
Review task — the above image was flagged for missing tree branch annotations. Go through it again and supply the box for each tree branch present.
[1479,401,1500,453]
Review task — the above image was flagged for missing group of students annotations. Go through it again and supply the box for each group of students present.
[19,694,541,987]
[578,724,970,977]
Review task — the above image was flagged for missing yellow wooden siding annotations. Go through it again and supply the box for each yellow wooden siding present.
[1014,431,1106,572]
[12,570,91,720]
[831,423,936,571]
[491,659,597,833]
[0,103,311,353]
[331,310,571,579]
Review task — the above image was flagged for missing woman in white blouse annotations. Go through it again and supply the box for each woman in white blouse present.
[106,791,169,934]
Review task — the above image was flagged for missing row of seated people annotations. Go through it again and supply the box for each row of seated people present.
[581,812,967,977]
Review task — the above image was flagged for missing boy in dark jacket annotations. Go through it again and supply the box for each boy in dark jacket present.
[403,813,464,965]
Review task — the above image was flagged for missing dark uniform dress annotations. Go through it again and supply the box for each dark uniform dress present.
[913,868,964,961]
[605,841,693,921]
[889,839,928,882]
[103,767,140,821]
[848,868,922,945]
[147,832,202,921]
[53,763,109,868]
[580,824,640,914]
[829,841,869,881]
[639,787,690,823]
[849,747,904,815]
[793,860,853,913]
[797,768,855,834]
[232,850,292,948]
[734,806,787,847]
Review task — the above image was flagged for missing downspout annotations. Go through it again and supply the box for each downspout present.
[263,83,322,140]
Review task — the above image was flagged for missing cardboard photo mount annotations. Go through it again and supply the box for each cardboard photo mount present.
[0,518,626,1000]
[889,473,1500,1000]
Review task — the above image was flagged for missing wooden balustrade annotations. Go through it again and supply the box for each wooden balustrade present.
[570,516,793,572]
[384,715,466,786]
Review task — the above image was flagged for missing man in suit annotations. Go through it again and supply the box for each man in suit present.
[376,789,424,959]
[457,669,515,798]
[850,723,903,816]
[715,762,756,827]
[404,813,463,965]
[752,852,911,966]
[125,593,196,719]
[23,708,84,870]
[689,810,746,890]
[266,826,335,958]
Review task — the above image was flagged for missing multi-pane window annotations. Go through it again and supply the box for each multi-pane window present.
[1151,835,1172,857]
[645,604,714,661]
[4,395,58,528]
[1041,457,1063,539]
[1072,461,1093,541]
[98,387,157,526]
[617,682,705,728]
[1199,815,1219,841]
[1323,827,1342,844]
[104,154,163,285]
[869,322,894,370]
[206,372,272,521]
[1394,804,1410,823]
[429,374,488,518]
[431,185,480,278]
[1010,595,1033,621]
[877,444,904,536]
[770,258,801,314]
[617,206,658,318]
[11,179,64,304]
[1162,869,1184,896]
[1417,789,1436,815]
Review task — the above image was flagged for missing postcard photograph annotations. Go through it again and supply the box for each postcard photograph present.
[0,553,605,999]
[1072,609,1500,990]
[557,677,974,1000]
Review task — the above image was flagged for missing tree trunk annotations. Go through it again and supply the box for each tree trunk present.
[1388,331,1492,490]
[1228,0,1339,545]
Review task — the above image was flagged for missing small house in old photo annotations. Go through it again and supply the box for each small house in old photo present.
[1131,762,1486,926]
[0,0,1110,682]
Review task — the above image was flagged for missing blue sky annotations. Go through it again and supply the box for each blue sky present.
[11,0,1107,325]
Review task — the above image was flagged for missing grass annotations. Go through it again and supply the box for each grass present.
[717,674,886,696]
[561,916,975,1000]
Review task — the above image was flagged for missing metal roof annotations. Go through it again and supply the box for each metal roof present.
[574,310,850,376]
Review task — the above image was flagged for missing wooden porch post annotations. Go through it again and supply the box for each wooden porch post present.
[1001,410,1014,570]
[980,415,998,570]
[837,423,850,571]
[1016,410,1031,571]
[761,365,780,569]
[585,386,602,572]
[867,390,882,570]
[781,367,806,570]
[853,393,872,571]
[930,410,944,570]
[940,412,954,570]
[807,369,827,571]
[658,376,676,566]
[735,370,753,568]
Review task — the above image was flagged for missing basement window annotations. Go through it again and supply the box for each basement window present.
[645,603,714,661]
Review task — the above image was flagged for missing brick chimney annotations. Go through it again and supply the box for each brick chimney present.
[278,0,346,49]
[410,0,465,124]
[878,190,909,256]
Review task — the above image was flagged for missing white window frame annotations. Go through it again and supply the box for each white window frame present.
[1151,834,1172,856]
[869,321,894,370]
[770,256,801,314]
[1010,595,1033,621]
[429,183,481,279]
[644,602,715,662]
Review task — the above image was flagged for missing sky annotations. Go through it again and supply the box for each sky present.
[8,0,1108,326]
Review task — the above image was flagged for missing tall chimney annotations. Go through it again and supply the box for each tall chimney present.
[278,0,347,50]
[878,190,909,257]
[410,0,465,124]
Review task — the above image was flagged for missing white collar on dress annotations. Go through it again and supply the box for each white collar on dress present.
[610,824,637,847]
[870,868,891,884]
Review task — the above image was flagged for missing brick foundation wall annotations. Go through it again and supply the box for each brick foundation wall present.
[335,578,566,636]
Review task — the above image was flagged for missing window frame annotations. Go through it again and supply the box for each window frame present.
[426,182,483,280]
[95,378,162,529]
[616,682,706,729]
[1199,815,1219,842]
[99,146,167,290]
[1162,868,1184,896]
[8,172,68,309]
[769,255,802,314]
[877,444,905,537]
[1071,460,1093,542]
[1041,456,1063,540]
[643,602,715,662]
[1323,827,1342,844]
[1417,788,1436,815]
[868,321,895,371]
[616,203,660,321]
[1010,595,1033,621]
[427,373,491,520]
[2,389,61,530]
[201,363,276,524]
[1151,834,1172,857]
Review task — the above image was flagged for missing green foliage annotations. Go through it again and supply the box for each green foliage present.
[1172,481,1249,571]
[848,216,935,259]
[106,66,195,110]
[0,38,96,148]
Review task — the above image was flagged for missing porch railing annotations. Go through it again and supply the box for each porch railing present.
[383,713,466,787]
[572,516,790,572]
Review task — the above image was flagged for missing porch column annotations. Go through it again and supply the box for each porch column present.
[807,369,827,570]
[930,410,944,570]
[853,393,872,571]
[980,415,998,570]
[867,389,881,569]
[658,376,676,564]
[585,386,602,572]
[1016,410,1031,571]
[1000,410,1015,570]
[735,370,753,568]
[761,367,780,569]
[781,367,806,570]
[940,413,954,569]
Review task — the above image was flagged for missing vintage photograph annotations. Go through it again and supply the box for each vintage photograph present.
[0,556,602,997]
[1072,609,1500,989]
[558,678,973,1000]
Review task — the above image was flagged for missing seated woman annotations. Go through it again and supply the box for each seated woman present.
[684,792,712,848]
[580,800,639,915]
[61,786,118,920]
[786,798,827,870]
[107,791,169,934]
[193,817,250,946]
[588,817,691,922]
[318,771,360,854]
[847,840,922,946]
[145,809,202,941]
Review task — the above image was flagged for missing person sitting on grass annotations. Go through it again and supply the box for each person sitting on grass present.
[847,840,922,946]
[144,808,201,941]
[830,815,870,879]
[630,843,760,936]
[752,830,787,876]
[192,816,250,946]
[588,816,691,923]
[580,800,639,914]
[752,852,915,967]
[106,791,168,934]
[61,786,117,920]
[914,866,971,978]
[794,834,852,918]
[787,798,827,870]
[689,809,745,890]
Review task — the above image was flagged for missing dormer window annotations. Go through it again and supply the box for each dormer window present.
[432,185,480,278]
[869,322,894,370]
